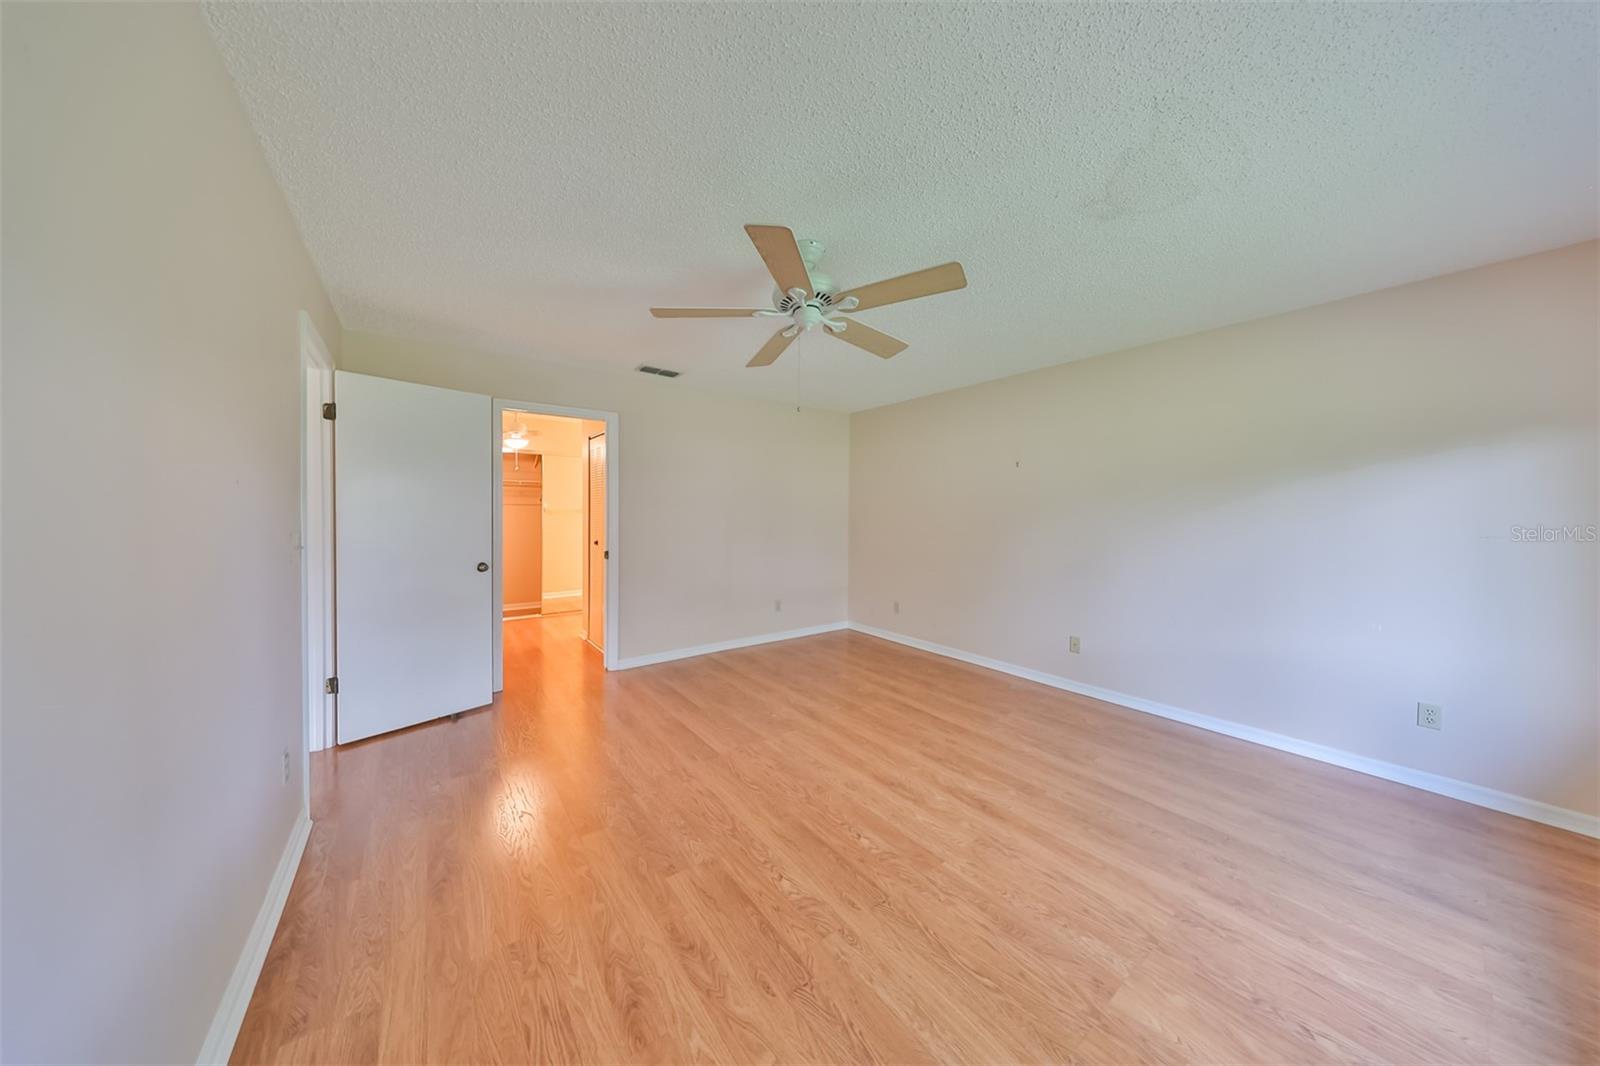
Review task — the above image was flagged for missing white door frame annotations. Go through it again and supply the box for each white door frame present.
[299,312,336,768]
[492,398,620,685]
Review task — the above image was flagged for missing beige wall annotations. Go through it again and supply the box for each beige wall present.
[342,332,851,660]
[1,4,341,1062]
[851,242,1599,816]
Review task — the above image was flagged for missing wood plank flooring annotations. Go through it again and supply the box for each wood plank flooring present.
[232,615,1599,1064]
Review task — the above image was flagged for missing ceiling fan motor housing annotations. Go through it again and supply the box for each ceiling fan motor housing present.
[774,238,833,303]
[764,285,857,336]
[762,238,855,334]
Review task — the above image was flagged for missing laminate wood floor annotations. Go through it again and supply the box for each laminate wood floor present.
[232,615,1599,1064]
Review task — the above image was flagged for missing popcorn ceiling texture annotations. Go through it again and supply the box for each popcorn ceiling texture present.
[204,2,1597,412]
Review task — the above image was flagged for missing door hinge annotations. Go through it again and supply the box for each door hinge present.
[324,676,339,695]
[322,402,336,421]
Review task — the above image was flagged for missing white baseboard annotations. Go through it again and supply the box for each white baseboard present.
[196,808,313,1065]
[848,622,1600,840]
[541,590,582,614]
[613,621,848,670]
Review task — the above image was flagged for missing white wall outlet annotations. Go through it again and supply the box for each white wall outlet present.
[1417,702,1442,730]
[774,598,782,613]
[281,749,291,784]
[893,600,900,615]
[1069,635,1081,654]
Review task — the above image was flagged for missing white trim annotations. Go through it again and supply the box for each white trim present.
[613,621,848,670]
[195,810,312,1065]
[298,315,335,758]
[492,399,620,682]
[847,622,1600,840]
[298,312,335,763]
[540,590,582,615]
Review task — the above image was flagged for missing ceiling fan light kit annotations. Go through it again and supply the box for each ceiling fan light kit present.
[650,224,966,368]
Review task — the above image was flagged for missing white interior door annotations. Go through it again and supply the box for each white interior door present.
[335,371,493,743]
[586,432,606,651]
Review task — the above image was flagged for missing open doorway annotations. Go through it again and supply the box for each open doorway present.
[493,401,615,688]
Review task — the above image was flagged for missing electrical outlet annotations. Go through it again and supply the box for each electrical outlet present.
[893,600,900,615]
[1069,635,1081,654]
[1417,702,1442,730]
[281,749,291,784]
[774,598,782,613]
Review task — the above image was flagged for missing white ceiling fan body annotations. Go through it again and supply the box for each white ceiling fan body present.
[756,270,859,338]
[753,240,855,336]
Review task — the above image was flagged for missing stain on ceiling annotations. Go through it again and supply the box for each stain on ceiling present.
[204,2,1597,412]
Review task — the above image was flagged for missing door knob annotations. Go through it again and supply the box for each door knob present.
[476,562,489,572]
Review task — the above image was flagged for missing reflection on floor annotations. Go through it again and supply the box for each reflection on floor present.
[233,613,1598,1064]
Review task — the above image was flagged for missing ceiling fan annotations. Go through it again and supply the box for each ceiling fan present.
[651,225,967,367]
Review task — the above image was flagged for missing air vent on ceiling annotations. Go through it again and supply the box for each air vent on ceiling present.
[637,365,681,378]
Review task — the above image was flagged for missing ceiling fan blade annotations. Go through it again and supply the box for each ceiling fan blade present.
[747,328,796,367]
[837,261,966,312]
[830,318,909,359]
[650,307,763,318]
[744,224,812,296]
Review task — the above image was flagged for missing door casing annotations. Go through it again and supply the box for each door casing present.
[298,312,335,769]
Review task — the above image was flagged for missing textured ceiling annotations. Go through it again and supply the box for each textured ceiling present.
[205,2,1597,412]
